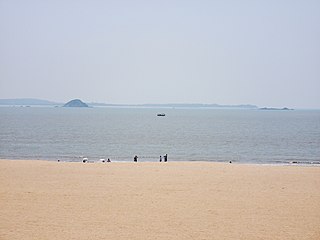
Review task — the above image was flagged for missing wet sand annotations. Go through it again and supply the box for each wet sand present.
[0,160,319,240]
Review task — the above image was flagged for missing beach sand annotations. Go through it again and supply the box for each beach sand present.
[0,160,319,240]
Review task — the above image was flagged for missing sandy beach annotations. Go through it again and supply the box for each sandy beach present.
[0,160,319,240]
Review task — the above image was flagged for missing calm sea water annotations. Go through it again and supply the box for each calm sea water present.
[0,107,319,164]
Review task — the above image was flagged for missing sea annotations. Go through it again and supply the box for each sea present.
[0,106,319,164]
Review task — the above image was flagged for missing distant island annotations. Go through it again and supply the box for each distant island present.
[260,107,294,111]
[63,99,89,108]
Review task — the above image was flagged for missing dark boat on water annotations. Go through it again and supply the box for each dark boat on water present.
[157,113,166,116]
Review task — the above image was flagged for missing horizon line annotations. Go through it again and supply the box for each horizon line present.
[1,98,319,110]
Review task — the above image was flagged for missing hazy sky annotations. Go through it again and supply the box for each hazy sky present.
[0,0,319,108]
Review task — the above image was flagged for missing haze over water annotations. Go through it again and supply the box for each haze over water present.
[0,107,319,164]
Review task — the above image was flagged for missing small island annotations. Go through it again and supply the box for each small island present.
[260,107,293,111]
[63,99,89,108]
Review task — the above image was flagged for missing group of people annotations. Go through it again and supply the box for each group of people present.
[159,154,168,162]
[133,154,168,162]
[101,158,111,163]
[77,155,168,163]
[81,158,111,163]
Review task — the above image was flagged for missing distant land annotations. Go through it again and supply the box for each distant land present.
[63,99,89,108]
[260,107,293,111]
[0,98,259,109]
[87,103,259,109]
[0,98,62,106]
[0,98,296,110]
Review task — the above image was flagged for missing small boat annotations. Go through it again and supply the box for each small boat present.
[157,113,166,116]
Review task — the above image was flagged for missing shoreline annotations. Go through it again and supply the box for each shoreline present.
[1,158,320,167]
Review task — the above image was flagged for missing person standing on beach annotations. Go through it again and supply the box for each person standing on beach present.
[134,155,138,162]
[164,154,167,162]
[159,156,162,162]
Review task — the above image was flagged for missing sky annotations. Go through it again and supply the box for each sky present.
[0,0,319,108]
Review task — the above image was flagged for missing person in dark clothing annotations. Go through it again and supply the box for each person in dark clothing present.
[164,154,167,162]
[134,155,138,162]
[107,158,111,162]
[159,156,162,162]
